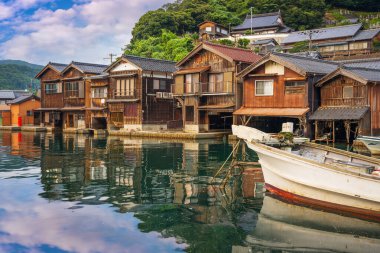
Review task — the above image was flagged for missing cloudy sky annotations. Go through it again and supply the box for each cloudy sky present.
[0,0,172,65]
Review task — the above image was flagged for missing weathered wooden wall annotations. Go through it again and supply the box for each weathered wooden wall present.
[40,68,64,108]
[320,76,368,107]
[243,64,308,109]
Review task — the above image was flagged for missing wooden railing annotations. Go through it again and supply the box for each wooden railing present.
[172,82,234,95]
[111,90,137,99]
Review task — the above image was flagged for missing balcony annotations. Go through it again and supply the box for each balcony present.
[111,89,137,99]
[172,82,234,96]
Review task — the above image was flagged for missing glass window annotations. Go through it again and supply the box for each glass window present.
[185,106,194,122]
[343,86,354,98]
[255,80,273,96]
[153,79,160,90]
[205,27,212,32]
[159,80,166,90]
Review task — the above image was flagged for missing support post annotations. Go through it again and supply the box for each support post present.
[315,121,318,141]
[344,120,351,144]
[332,121,335,143]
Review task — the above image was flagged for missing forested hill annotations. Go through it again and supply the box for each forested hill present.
[0,60,43,90]
[125,0,380,61]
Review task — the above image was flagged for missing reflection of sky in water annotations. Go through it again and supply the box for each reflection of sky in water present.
[0,177,186,253]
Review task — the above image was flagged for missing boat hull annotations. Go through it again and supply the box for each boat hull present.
[357,136,380,155]
[246,196,380,253]
[246,141,380,218]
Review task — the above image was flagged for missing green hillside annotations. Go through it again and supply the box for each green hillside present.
[0,60,43,90]
[125,0,380,61]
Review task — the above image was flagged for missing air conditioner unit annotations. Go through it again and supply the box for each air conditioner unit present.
[162,92,170,99]
[156,92,163,98]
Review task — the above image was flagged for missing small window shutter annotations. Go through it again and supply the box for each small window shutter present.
[57,83,62,93]
[223,72,233,93]
[78,81,85,98]
[174,75,184,94]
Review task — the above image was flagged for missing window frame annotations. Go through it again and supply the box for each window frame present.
[255,80,274,96]
[343,86,354,99]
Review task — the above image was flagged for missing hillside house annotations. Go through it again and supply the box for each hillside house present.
[35,62,67,128]
[198,21,229,41]
[105,55,178,131]
[311,65,380,142]
[173,42,261,133]
[282,24,380,59]
[230,11,292,45]
[235,52,339,137]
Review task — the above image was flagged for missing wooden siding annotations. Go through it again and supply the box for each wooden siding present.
[370,84,380,134]
[320,76,368,107]
[243,64,308,109]
[40,68,64,108]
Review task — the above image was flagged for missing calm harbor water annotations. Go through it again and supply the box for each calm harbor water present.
[0,132,379,253]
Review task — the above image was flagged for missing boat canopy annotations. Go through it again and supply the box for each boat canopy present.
[233,107,309,117]
[310,107,369,121]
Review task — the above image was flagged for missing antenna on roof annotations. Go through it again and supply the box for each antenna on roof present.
[299,30,325,52]
[104,53,117,64]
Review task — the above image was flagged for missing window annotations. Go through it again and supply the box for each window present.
[26,110,33,116]
[153,79,160,90]
[160,80,166,90]
[205,26,212,32]
[221,29,228,35]
[92,87,108,98]
[45,83,62,94]
[216,27,221,33]
[209,73,224,93]
[343,86,354,98]
[255,80,273,96]
[285,80,305,94]
[65,81,80,98]
[116,78,135,96]
[185,106,194,122]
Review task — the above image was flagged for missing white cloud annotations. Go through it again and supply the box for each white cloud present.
[0,0,173,65]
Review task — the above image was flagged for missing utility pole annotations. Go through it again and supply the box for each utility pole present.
[104,53,117,64]
[250,7,253,35]
[299,30,324,52]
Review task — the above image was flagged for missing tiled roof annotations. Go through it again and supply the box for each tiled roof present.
[232,12,283,31]
[7,94,39,104]
[123,55,177,73]
[272,52,339,74]
[341,58,380,70]
[345,66,380,82]
[0,91,16,100]
[251,39,277,45]
[310,107,369,120]
[282,23,362,44]
[0,90,30,100]
[204,42,262,63]
[71,61,108,74]
[49,62,67,72]
[351,28,380,41]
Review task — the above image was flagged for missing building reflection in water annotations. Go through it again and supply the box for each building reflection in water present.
[39,134,263,210]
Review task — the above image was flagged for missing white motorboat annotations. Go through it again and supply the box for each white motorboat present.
[242,196,380,253]
[356,136,380,155]
[232,125,380,220]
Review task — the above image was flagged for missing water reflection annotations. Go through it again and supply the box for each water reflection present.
[235,195,380,253]
[1,132,379,253]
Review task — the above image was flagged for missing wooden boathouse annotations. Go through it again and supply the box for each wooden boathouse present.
[311,63,380,143]
[35,62,67,128]
[234,52,339,137]
[173,41,261,133]
[60,61,108,130]
[104,55,178,131]
[7,94,41,126]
